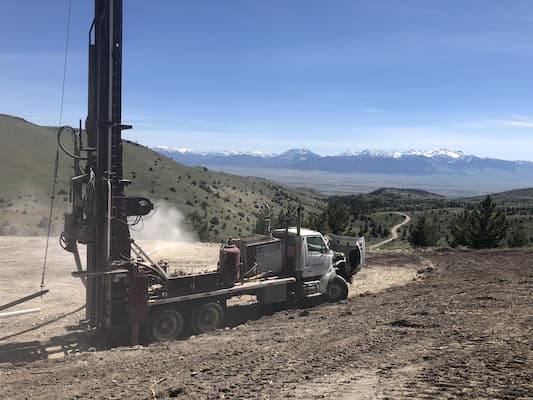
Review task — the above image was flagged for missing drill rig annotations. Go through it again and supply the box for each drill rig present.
[59,0,366,343]
[60,0,154,337]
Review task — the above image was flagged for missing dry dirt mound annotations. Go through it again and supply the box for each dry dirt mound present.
[0,239,532,399]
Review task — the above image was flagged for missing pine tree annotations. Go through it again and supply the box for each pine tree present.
[450,210,470,247]
[450,195,507,249]
[377,223,383,237]
[305,212,328,232]
[408,214,439,247]
[274,204,298,229]
[326,199,350,234]
[469,196,507,249]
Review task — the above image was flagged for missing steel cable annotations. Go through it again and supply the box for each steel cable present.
[41,0,73,290]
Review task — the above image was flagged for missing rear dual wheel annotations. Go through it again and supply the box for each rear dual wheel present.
[192,302,224,334]
[145,302,225,342]
[146,308,184,342]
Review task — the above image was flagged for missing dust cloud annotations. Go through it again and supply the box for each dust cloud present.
[131,202,196,242]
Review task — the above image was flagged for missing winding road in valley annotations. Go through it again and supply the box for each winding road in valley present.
[369,212,411,250]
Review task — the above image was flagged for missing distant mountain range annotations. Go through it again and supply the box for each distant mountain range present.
[154,147,533,175]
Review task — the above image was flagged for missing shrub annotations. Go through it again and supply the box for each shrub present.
[185,211,209,241]
[507,225,529,248]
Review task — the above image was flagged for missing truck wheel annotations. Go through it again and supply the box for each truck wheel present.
[192,302,224,334]
[325,276,348,302]
[147,308,184,342]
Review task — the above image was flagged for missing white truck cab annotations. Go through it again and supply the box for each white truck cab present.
[272,228,334,279]
[269,227,366,300]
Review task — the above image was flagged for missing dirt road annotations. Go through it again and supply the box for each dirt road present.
[370,212,411,250]
[0,238,532,399]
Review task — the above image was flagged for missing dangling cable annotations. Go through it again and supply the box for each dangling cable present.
[41,0,73,291]
[58,0,72,129]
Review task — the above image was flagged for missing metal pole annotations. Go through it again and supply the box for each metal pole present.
[0,290,49,312]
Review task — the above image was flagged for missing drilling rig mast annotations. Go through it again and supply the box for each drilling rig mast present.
[61,0,153,338]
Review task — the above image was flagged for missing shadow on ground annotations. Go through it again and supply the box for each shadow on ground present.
[0,331,89,364]
[0,305,89,364]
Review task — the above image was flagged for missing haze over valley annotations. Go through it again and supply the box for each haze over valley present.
[155,146,533,196]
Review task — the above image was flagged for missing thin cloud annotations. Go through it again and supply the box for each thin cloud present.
[492,119,533,128]
[455,116,533,129]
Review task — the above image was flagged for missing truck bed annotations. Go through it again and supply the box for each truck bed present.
[149,276,296,306]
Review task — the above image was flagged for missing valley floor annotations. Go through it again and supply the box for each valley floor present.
[0,238,532,399]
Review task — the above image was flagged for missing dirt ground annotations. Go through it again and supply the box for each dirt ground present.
[0,237,532,399]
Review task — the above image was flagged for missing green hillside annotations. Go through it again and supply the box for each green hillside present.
[368,187,444,199]
[0,114,325,239]
[469,188,533,205]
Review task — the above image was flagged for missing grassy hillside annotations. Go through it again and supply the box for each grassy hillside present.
[0,114,325,239]
[469,187,533,205]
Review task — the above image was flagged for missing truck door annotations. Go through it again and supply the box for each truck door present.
[303,236,332,278]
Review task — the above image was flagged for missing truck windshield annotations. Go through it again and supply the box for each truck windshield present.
[307,236,327,253]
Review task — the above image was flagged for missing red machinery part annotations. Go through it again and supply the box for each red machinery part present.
[219,245,240,286]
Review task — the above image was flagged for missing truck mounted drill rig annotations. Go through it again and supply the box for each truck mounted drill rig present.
[59,0,366,343]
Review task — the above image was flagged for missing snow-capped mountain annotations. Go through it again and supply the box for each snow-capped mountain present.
[338,149,466,159]
[153,147,533,175]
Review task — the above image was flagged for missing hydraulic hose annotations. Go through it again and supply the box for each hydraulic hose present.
[57,125,87,160]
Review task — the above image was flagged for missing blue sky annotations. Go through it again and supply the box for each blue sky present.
[2,1,533,160]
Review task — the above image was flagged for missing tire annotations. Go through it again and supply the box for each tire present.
[192,302,224,334]
[146,308,184,342]
[325,276,349,302]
